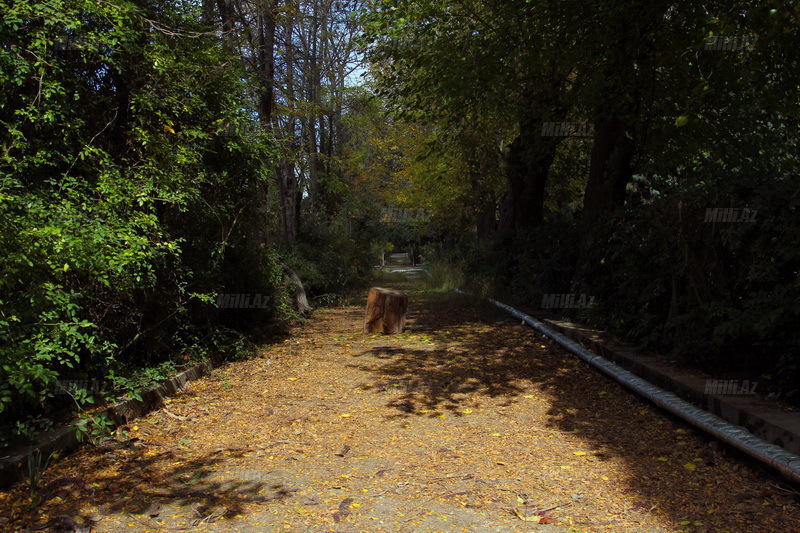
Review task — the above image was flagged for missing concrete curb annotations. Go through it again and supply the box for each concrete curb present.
[534,316,800,456]
[453,288,800,482]
[0,363,211,490]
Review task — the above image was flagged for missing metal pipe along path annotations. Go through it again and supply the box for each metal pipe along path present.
[456,290,800,484]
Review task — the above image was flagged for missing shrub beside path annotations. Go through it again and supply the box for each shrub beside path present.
[2,282,799,532]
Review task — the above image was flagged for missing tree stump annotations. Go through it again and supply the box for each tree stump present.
[364,287,408,334]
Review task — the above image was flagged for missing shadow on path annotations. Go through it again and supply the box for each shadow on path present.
[350,284,800,532]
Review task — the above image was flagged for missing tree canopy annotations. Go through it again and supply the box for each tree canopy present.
[1,0,799,444]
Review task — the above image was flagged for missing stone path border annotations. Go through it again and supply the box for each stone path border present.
[535,316,800,457]
[0,363,211,489]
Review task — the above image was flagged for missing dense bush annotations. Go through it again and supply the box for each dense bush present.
[0,0,287,445]
[424,218,580,303]
[453,171,800,402]
[287,210,378,305]
[585,170,800,399]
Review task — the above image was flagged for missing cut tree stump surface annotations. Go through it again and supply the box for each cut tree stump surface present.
[2,279,799,532]
[364,287,408,334]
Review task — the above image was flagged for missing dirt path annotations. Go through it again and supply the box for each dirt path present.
[3,279,800,532]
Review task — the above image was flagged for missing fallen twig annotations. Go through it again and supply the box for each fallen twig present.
[769,480,800,497]
[162,408,188,421]
[335,444,351,457]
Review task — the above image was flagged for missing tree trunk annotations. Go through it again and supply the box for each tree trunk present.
[278,260,312,317]
[406,243,420,266]
[475,197,497,240]
[497,135,525,234]
[572,0,658,288]
[257,1,276,128]
[498,107,565,233]
[216,0,236,50]
[573,118,636,288]
[364,287,408,334]
[278,159,299,244]
[306,3,321,204]
[277,8,300,245]
[202,0,216,25]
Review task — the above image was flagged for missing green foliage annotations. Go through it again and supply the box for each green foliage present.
[444,222,580,304]
[425,261,466,293]
[73,411,116,446]
[289,210,376,299]
[5,416,54,450]
[105,361,179,401]
[26,448,54,507]
[0,0,286,440]
[586,164,800,398]
[365,0,800,405]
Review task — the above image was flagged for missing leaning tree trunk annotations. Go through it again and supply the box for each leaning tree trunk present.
[278,260,312,317]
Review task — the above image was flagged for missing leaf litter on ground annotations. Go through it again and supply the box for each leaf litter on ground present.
[2,279,800,532]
